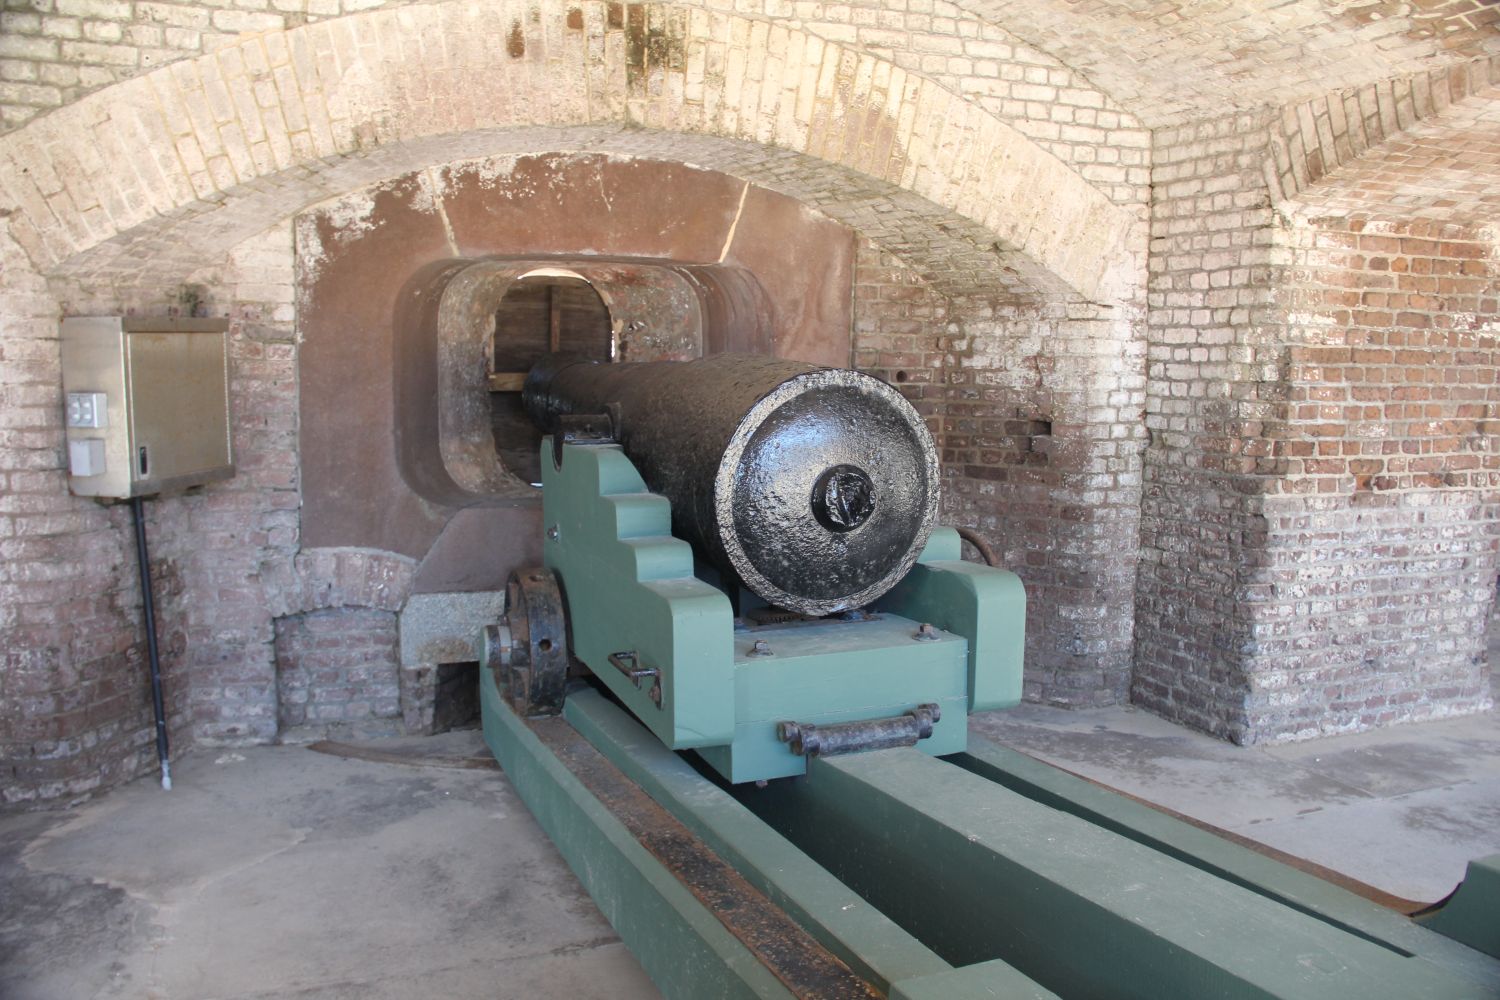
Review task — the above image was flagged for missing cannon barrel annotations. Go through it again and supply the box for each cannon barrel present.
[523,353,940,616]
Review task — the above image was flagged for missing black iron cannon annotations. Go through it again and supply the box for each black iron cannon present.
[522,353,941,616]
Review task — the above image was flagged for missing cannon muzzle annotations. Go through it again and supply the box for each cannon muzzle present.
[524,354,939,616]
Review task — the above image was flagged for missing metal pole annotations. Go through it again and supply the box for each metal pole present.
[130,496,172,791]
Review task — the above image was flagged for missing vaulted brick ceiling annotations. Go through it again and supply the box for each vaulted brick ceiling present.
[1291,83,1500,222]
[952,0,1500,127]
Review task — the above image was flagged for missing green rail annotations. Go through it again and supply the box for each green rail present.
[484,675,1500,999]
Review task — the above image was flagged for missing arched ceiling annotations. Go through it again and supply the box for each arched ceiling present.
[944,0,1500,127]
[1288,83,1500,225]
[0,2,1142,304]
[3,0,1495,142]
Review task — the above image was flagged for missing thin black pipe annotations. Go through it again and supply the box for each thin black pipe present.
[130,496,172,790]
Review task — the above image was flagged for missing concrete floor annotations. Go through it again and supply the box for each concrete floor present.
[0,734,659,1000]
[3,679,1498,998]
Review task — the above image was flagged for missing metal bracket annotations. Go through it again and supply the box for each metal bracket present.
[551,412,616,470]
[608,650,659,686]
[777,703,942,758]
[608,651,663,708]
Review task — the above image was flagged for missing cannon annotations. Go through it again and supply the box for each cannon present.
[476,355,1500,1000]
[482,353,1026,783]
[522,353,941,615]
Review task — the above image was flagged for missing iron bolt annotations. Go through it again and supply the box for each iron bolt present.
[914,622,939,642]
[546,524,560,540]
[749,639,774,657]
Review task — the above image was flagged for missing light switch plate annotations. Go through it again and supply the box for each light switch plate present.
[66,391,108,429]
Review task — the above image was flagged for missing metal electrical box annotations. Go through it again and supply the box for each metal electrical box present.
[60,317,234,499]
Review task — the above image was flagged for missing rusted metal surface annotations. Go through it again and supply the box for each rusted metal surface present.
[524,354,940,616]
[306,740,500,771]
[501,567,569,716]
[811,465,876,533]
[528,713,884,1000]
[779,704,942,758]
[955,526,1001,568]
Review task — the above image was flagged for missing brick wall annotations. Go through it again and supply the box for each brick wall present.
[0,0,1140,309]
[0,0,1152,203]
[1136,82,1500,743]
[273,607,401,737]
[0,222,162,805]
[853,241,1147,706]
[938,2,1498,129]
[1134,109,1281,740]
[1240,219,1499,739]
[0,0,394,132]
[0,220,304,805]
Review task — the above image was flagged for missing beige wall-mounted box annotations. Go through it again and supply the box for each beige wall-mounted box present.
[60,317,234,499]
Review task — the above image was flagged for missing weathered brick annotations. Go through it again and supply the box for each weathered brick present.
[209,8,283,31]
[0,35,59,60]
[59,39,139,66]
[53,0,131,20]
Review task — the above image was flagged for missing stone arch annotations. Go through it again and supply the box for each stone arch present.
[0,0,1135,303]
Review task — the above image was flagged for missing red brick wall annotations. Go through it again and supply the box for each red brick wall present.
[1279,223,1498,497]
[853,241,1147,705]
[0,228,162,806]
[1137,97,1500,742]
[273,608,402,736]
[1240,220,1499,738]
[0,224,302,806]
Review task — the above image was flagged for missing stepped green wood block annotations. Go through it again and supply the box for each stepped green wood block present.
[542,441,1025,784]
[478,663,794,1000]
[541,441,736,748]
[564,687,954,994]
[876,527,1026,712]
[890,960,1061,1000]
[744,747,1489,1000]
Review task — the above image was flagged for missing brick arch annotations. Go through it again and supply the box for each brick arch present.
[0,0,1134,303]
[1267,65,1500,214]
[259,547,417,619]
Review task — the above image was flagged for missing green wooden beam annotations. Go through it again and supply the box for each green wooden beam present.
[957,738,1500,993]
[480,666,794,1000]
[564,687,962,994]
[875,527,1026,712]
[889,960,1061,1000]
[736,747,1490,999]
[1419,855,1500,960]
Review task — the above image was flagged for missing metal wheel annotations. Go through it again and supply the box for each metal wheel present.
[483,567,569,717]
